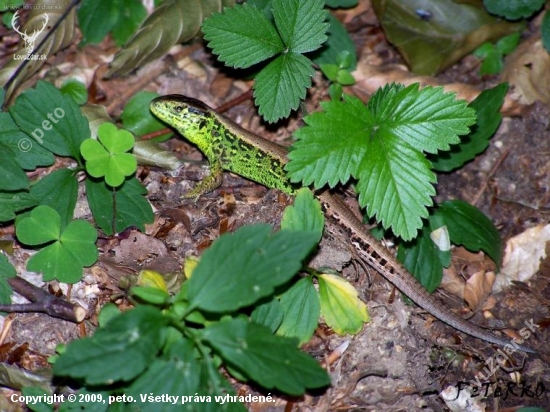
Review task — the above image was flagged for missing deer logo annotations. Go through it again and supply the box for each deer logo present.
[12,11,49,55]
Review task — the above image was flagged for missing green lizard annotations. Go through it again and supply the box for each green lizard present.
[150,95,536,353]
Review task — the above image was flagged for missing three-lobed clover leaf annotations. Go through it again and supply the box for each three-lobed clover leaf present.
[16,205,98,283]
[80,123,137,187]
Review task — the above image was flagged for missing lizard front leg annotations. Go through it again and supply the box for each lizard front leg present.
[182,158,223,199]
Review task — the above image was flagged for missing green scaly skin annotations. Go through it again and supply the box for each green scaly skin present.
[149,95,537,354]
[150,95,294,198]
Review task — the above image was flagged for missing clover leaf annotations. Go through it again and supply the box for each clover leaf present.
[80,123,137,187]
[16,205,98,283]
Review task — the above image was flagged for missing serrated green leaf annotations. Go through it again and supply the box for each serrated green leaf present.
[289,85,475,239]
[276,277,319,345]
[203,3,283,68]
[251,298,284,333]
[9,81,90,159]
[254,52,315,122]
[367,84,475,154]
[281,188,324,243]
[318,273,369,334]
[437,200,502,267]
[483,0,544,20]
[0,143,29,191]
[202,318,330,395]
[29,168,79,229]
[0,191,37,222]
[431,83,507,172]
[356,136,435,240]
[53,306,168,385]
[287,94,368,187]
[272,0,328,54]
[85,176,154,235]
[187,224,318,312]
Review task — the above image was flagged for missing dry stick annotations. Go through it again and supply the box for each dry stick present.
[216,89,254,114]
[0,277,86,323]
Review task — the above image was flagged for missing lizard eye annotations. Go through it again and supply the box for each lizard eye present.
[187,106,203,116]
[175,106,183,113]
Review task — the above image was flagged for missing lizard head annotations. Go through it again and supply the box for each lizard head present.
[150,95,214,143]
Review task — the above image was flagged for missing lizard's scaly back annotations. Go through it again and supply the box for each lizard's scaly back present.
[151,95,295,194]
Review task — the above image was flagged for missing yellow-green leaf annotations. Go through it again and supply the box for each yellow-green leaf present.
[137,270,167,292]
[318,273,369,334]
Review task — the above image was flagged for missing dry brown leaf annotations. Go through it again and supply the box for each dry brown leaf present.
[502,36,550,106]
[441,246,497,311]
[352,58,525,116]
[463,270,495,311]
[106,0,235,78]
[440,265,465,299]
[101,230,181,275]
[494,224,550,292]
